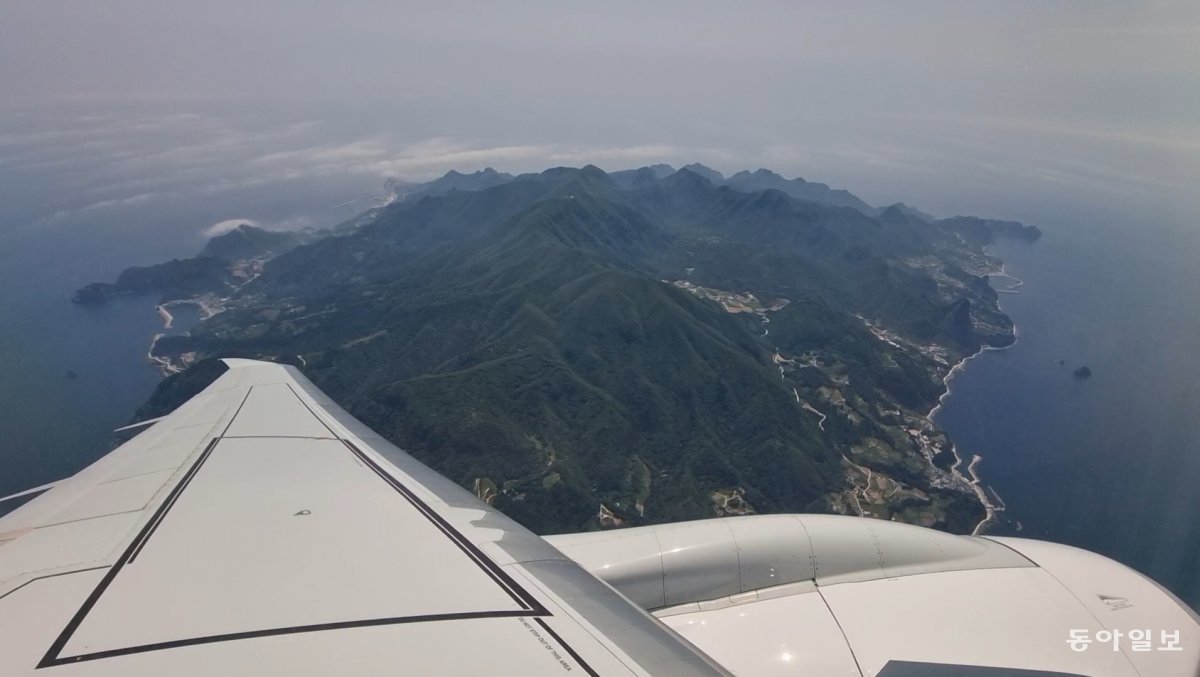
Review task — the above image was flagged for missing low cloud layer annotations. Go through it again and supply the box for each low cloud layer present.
[201,218,258,239]
[0,1,1196,225]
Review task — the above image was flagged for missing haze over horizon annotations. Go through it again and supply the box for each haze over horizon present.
[2,1,1198,231]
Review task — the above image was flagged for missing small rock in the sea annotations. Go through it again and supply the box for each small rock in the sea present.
[1058,359,1065,366]
[1073,366,1092,379]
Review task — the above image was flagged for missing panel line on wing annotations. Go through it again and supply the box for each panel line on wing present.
[534,617,601,677]
[285,382,341,437]
[36,433,225,669]
[26,508,146,531]
[47,611,537,667]
[339,438,548,614]
[222,384,335,438]
[125,437,220,565]
[219,388,255,437]
[220,435,338,439]
[37,394,562,668]
[0,566,111,602]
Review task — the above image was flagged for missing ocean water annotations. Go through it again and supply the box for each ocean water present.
[935,213,1200,610]
[0,104,381,500]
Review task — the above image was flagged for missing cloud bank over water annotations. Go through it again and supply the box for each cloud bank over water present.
[1,1,1196,226]
[201,219,259,239]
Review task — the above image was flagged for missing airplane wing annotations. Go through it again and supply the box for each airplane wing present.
[0,359,727,676]
[2,359,1197,676]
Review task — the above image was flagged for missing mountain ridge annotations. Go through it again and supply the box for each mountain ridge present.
[89,164,1039,535]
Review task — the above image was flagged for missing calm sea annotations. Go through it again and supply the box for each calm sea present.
[936,211,1200,611]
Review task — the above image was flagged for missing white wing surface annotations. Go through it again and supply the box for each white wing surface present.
[0,359,726,676]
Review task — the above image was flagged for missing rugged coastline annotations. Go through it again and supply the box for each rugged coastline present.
[929,338,1017,535]
[926,263,1026,534]
[147,297,225,375]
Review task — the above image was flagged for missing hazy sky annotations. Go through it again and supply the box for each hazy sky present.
[2,1,1198,223]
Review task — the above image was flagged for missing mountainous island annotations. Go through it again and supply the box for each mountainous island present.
[76,164,1039,535]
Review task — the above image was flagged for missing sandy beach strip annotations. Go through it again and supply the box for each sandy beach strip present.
[156,304,174,330]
